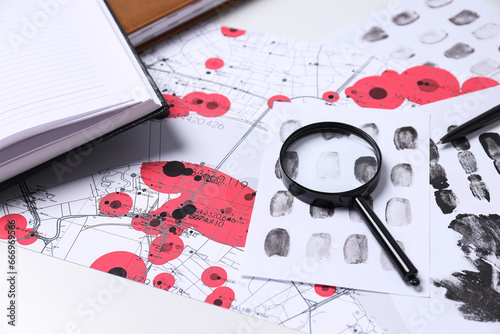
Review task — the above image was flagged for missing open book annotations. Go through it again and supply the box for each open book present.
[0,0,167,188]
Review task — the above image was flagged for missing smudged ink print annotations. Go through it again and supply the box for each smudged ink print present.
[434,214,500,322]
[479,132,500,174]
[429,140,458,214]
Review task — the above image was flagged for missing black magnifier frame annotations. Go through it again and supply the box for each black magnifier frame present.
[279,122,420,287]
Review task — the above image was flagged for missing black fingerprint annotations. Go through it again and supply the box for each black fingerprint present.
[321,130,344,140]
[270,190,294,217]
[447,125,471,150]
[458,151,478,174]
[306,233,332,261]
[392,10,420,26]
[390,163,413,187]
[281,151,299,180]
[385,197,412,226]
[430,139,440,164]
[449,10,480,26]
[361,123,379,139]
[434,213,500,322]
[434,189,458,214]
[394,127,418,150]
[425,0,453,9]
[279,120,301,142]
[310,199,335,218]
[343,234,368,264]
[468,174,490,201]
[479,133,500,174]
[264,228,290,257]
[362,26,389,42]
[274,159,282,179]
[430,163,449,189]
[354,156,378,183]
[444,42,475,59]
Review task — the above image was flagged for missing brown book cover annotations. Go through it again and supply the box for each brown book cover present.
[107,0,242,51]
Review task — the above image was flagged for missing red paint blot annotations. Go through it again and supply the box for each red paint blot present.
[322,91,339,103]
[136,161,255,247]
[201,266,227,287]
[90,251,147,283]
[461,77,499,94]
[205,286,235,309]
[346,70,405,109]
[0,214,37,245]
[153,273,175,290]
[221,27,245,37]
[99,192,133,217]
[183,92,231,117]
[314,284,336,297]
[148,233,184,265]
[399,65,460,104]
[162,94,189,119]
[267,95,291,108]
[205,58,224,70]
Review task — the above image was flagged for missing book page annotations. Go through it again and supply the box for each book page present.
[0,0,153,150]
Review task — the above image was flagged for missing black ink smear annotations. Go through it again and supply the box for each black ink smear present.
[434,189,458,214]
[449,10,480,26]
[381,240,405,271]
[343,234,368,264]
[310,199,335,218]
[444,42,475,59]
[468,174,490,201]
[385,197,412,226]
[270,190,294,217]
[392,10,420,26]
[306,233,331,261]
[282,151,299,180]
[321,130,344,140]
[360,123,379,140]
[430,139,440,164]
[280,120,302,142]
[163,161,193,177]
[430,163,449,189]
[354,156,378,184]
[448,125,471,150]
[458,151,478,174]
[362,26,389,42]
[479,132,500,174]
[349,196,373,222]
[274,159,282,179]
[425,0,452,9]
[264,228,291,257]
[394,126,418,150]
[390,163,413,187]
[434,214,500,322]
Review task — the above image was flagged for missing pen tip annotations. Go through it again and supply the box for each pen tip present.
[408,275,420,286]
[436,140,442,145]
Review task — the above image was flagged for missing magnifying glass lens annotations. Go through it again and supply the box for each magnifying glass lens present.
[283,129,379,193]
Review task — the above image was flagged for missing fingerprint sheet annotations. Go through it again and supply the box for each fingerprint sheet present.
[322,0,500,79]
[242,101,430,297]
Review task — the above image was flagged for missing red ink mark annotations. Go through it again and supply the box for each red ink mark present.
[183,92,231,117]
[148,233,184,265]
[461,77,499,94]
[201,266,227,287]
[399,66,460,104]
[221,27,246,37]
[153,273,175,290]
[267,95,291,108]
[205,58,224,70]
[90,251,147,283]
[322,91,339,103]
[16,228,38,245]
[314,284,337,297]
[346,70,405,109]
[0,214,38,245]
[135,161,255,247]
[205,286,235,309]
[161,94,189,119]
[99,192,133,217]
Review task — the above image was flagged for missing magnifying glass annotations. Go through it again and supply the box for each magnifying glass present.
[279,122,420,286]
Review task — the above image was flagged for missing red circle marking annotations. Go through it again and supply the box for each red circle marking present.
[148,233,184,265]
[90,251,148,283]
[99,192,133,217]
[267,95,291,108]
[314,284,336,297]
[205,286,235,309]
[322,91,340,103]
[205,58,224,70]
[201,266,228,287]
[153,273,175,290]
[221,27,246,37]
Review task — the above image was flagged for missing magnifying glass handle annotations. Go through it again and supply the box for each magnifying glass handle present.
[353,196,420,286]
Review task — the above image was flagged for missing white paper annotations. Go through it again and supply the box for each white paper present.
[322,0,500,79]
[243,102,430,297]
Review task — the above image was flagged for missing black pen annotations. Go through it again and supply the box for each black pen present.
[437,103,500,144]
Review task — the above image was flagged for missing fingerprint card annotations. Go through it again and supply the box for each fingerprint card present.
[322,0,500,78]
[242,101,430,297]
